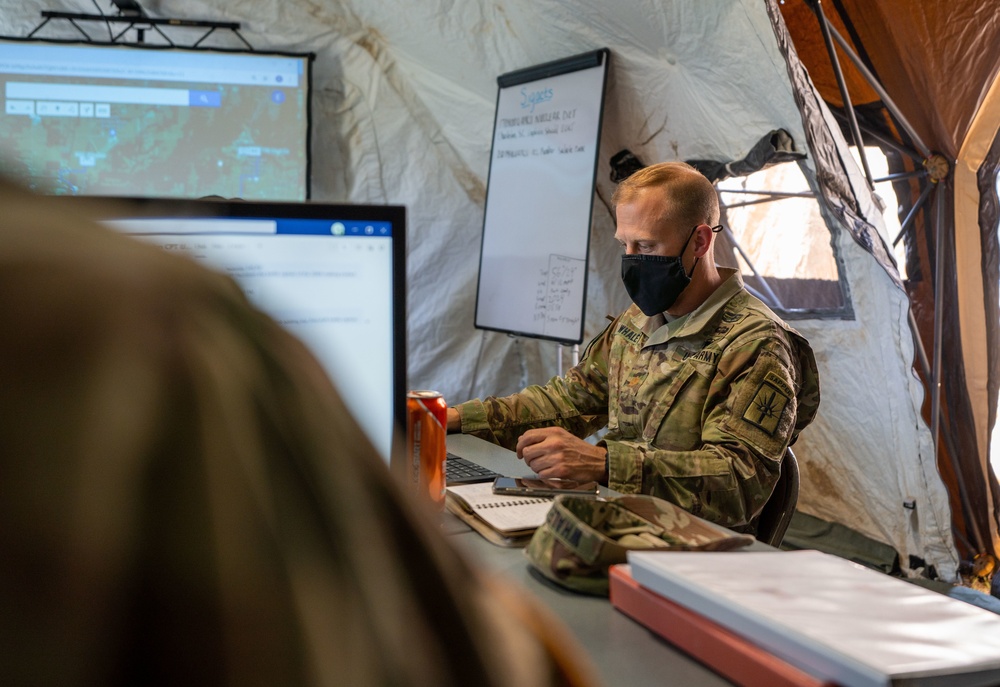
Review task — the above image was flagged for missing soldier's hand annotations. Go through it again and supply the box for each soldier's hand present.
[446,407,461,433]
[516,427,608,483]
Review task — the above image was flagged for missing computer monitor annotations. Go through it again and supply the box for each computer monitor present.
[59,196,406,464]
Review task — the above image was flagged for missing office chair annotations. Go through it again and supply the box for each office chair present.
[754,447,799,548]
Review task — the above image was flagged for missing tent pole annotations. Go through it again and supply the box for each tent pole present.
[952,525,975,560]
[903,291,973,548]
[719,225,786,309]
[930,181,987,554]
[893,180,934,246]
[725,197,810,209]
[824,22,933,161]
[931,182,945,488]
[875,169,927,184]
[908,308,932,385]
[830,109,923,163]
[717,189,814,199]
[811,0,875,188]
[905,306,972,558]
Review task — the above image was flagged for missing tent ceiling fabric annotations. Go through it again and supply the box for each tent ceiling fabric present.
[781,0,1000,561]
[9,0,1000,577]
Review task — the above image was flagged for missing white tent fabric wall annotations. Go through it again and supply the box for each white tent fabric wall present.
[1,0,958,576]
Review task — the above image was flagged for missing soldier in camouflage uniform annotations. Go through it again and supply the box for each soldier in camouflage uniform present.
[448,161,820,532]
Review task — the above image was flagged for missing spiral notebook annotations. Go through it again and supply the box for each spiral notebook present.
[445,481,553,547]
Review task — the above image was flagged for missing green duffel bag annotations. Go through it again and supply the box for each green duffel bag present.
[525,494,755,595]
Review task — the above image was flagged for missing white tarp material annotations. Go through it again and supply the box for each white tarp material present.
[2,0,960,577]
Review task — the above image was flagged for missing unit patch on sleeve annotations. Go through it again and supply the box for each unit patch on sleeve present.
[741,370,791,435]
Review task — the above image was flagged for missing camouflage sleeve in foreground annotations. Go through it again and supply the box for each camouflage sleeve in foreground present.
[604,310,820,531]
[455,322,616,450]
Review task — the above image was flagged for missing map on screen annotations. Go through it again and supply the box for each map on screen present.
[0,40,312,200]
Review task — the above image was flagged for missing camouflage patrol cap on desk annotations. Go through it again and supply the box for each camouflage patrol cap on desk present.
[525,494,755,595]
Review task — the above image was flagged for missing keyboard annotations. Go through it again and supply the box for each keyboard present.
[445,453,502,485]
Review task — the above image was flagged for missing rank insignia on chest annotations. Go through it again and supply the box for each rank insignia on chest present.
[742,371,791,435]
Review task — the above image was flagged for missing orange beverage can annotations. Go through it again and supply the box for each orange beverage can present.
[406,390,447,507]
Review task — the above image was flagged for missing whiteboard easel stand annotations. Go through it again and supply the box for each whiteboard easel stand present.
[556,343,580,377]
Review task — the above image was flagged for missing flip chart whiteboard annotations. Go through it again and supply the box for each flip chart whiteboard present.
[475,49,609,344]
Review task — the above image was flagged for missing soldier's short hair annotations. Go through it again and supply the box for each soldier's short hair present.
[612,161,720,229]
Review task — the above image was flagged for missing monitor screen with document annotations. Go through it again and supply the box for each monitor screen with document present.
[58,196,406,464]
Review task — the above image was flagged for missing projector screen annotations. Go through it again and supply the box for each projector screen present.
[0,39,312,200]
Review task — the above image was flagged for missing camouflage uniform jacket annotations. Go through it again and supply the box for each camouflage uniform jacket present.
[456,268,820,530]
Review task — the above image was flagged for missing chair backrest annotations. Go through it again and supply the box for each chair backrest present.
[755,447,799,548]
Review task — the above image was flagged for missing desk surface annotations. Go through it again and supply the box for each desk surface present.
[444,434,739,687]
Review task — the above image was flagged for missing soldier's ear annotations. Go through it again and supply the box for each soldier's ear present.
[691,224,714,257]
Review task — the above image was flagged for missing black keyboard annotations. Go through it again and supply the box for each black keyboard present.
[445,453,502,485]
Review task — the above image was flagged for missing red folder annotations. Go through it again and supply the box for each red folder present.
[609,564,835,687]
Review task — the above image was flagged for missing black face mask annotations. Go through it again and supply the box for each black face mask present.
[621,225,699,316]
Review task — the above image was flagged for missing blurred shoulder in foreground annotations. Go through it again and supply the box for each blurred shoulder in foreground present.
[0,177,599,687]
